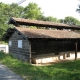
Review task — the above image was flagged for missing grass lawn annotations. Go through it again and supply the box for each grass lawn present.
[0,52,80,80]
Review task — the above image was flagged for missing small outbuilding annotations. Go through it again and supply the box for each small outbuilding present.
[0,44,8,53]
[3,17,80,64]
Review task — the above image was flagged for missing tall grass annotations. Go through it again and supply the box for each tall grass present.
[0,51,80,80]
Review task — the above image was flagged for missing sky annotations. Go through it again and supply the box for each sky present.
[0,0,80,20]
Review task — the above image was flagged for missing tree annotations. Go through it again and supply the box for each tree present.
[59,19,64,23]
[64,16,80,25]
[37,15,46,21]
[0,2,24,39]
[59,16,80,25]
[23,2,43,20]
[45,16,57,22]
[38,15,58,22]
[76,4,80,13]
[9,3,24,18]
[0,2,43,39]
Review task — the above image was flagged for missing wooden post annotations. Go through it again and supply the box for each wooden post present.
[63,53,66,59]
[29,41,32,64]
[75,42,77,60]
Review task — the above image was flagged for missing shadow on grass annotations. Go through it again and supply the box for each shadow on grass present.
[0,52,53,79]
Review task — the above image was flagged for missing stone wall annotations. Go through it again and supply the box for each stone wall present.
[9,31,31,62]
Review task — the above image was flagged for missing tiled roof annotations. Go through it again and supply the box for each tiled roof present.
[9,17,80,30]
[11,17,69,27]
[15,27,80,39]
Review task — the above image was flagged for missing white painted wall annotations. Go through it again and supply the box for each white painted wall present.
[0,44,9,53]
[32,52,80,64]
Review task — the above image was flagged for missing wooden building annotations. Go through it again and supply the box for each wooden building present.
[3,17,80,64]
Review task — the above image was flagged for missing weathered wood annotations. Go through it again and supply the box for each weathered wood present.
[75,42,78,60]
[9,17,80,30]
[9,31,31,62]
[63,54,66,59]
[29,42,32,64]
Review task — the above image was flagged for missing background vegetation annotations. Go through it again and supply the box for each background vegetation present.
[0,2,80,40]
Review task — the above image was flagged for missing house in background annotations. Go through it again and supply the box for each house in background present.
[0,44,8,53]
[3,17,80,64]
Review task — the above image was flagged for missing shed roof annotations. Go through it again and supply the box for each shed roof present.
[3,27,80,40]
[16,27,80,39]
[8,17,80,30]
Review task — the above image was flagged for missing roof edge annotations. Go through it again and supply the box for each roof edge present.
[8,17,80,30]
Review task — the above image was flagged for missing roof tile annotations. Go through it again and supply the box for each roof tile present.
[15,27,80,39]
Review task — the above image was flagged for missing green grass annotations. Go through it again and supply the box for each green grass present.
[0,51,80,80]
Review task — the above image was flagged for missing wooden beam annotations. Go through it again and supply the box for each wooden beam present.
[75,42,78,60]
[29,41,32,64]
[9,17,80,30]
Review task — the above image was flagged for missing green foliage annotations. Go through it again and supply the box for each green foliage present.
[9,3,24,17]
[0,41,7,44]
[59,19,64,23]
[76,5,80,13]
[59,16,80,25]
[64,16,80,25]
[23,2,43,20]
[38,15,58,22]
[1,51,80,80]
[45,16,57,22]
[0,2,24,39]
[37,15,46,21]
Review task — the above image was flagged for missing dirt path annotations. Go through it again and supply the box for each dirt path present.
[0,64,24,80]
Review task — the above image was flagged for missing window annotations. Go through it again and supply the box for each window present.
[18,40,22,48]
[9,41,12,46]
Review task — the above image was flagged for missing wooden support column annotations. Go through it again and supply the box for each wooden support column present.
[29,41,32,64]
[63,53,66,59]
[75,42,78,60]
